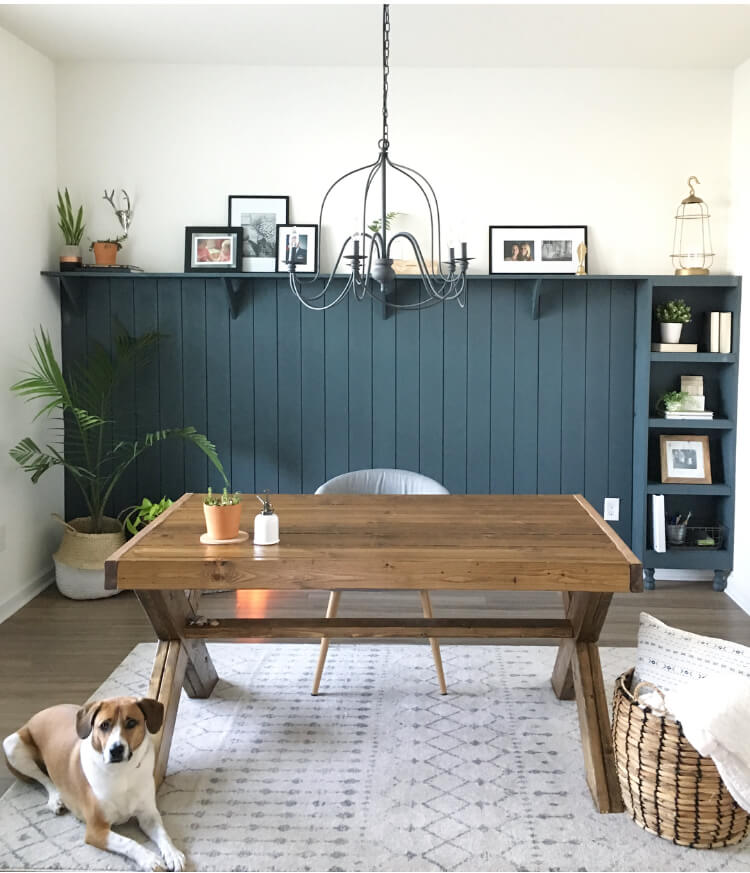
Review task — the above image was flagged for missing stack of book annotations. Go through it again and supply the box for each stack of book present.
[707,311,732,353]
[659,375,714,419]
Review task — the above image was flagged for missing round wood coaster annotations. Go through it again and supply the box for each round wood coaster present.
[199,530,249,545]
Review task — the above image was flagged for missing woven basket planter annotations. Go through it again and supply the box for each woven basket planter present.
[612,668,750,848]
[52,515,125,600]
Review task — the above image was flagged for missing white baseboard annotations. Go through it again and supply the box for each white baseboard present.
[727,577,750,616]
[653,569,713,582]
[0,569,54,624]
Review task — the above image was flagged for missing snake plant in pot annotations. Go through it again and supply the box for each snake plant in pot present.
[9,327,227,599]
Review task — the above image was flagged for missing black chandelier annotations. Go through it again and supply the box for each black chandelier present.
[285,4,470,311]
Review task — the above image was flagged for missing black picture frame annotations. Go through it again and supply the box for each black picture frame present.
[275,224,319,274]
[489,225,587,275]
[228,194,290,272]
[184,227,242,272]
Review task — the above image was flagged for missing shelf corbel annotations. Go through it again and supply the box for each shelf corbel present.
[222,277,251,319]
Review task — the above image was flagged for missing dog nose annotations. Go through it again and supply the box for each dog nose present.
[109,743,125,762]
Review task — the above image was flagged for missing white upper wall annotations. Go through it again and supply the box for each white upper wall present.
[56,63,733,275]
[0,26,62,620]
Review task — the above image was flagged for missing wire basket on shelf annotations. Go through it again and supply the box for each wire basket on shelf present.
[612,668,749,848]
[666,523,726,550]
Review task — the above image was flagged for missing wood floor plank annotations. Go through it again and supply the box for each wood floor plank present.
[1,581,748,796]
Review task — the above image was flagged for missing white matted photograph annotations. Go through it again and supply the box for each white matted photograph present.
[489,225,587,274]
[228,194,289,272]
[660,434,712,484]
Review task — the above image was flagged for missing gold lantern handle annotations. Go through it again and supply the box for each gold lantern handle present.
[683,175,703,204]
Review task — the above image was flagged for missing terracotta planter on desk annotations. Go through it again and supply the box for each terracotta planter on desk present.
[203,502,242,541]
[92,242,119,266]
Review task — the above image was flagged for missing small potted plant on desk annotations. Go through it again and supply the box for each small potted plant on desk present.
[57,188,85,271]
[203,488,243,542]
[655,298,691,344]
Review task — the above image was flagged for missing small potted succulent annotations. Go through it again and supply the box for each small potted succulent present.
[203,487,242,541]
[655,298,691,343]
[57,188,85,271]
[658,390,687,413]
[90,235,126,266]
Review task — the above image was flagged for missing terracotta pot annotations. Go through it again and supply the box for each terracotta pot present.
[203,502,242,541]
[660,322,683,343]
[59,244,82,271]
[92,241,118,266]
[52,515,125,599]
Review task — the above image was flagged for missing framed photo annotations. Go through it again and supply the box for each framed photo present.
[228,195,289,272]
[489,225,587,274]
[275,224,318,273]
[660,434,712,484]
[184,227,241,272]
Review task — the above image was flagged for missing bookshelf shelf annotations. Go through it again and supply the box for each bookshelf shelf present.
[647,418,733,430]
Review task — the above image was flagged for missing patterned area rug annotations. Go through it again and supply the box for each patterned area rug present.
[1,643,749,872]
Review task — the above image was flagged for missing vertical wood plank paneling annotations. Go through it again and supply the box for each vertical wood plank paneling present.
[157,279,184,499]
[466,281,492,493]
[513,281,539,494]
[253,279,278,492]
[277,280,302,492]
[229,286,254,493]
[584,280,612,515]
[371,294,396,470]
[537,280,563,494]
[395,291,420,473]
[300,286,326,493]
[324,281,349,481]
[443,288,468,494]
[608,280,636,544]
[181,280,207,492]
[60,281,88,520]
[133,279,160,504]
[419,300,444,486]
[561,280,587,493]
[85,279,113,515]
[348,285,373,473]
[205,280,232,489]
[489,280,515,494]
[110,279,137,516]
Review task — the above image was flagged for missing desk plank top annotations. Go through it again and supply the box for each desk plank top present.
[105,493,642,593]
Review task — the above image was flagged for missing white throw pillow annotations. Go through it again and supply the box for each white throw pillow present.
[632,612,750,696]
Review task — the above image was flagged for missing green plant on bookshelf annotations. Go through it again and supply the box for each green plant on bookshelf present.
[655,299,691,324]
[657,390,688,413]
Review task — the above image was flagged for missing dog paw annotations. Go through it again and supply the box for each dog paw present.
[160,845,186,872]
[143,852,164,872]
[46,794,66,815]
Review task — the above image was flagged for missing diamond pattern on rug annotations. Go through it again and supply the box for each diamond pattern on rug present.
[1,643,749,871]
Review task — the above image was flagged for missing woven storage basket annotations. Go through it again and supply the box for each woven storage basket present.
[612,668,750,848]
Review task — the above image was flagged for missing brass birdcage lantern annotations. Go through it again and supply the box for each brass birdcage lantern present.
[671,175,714,275]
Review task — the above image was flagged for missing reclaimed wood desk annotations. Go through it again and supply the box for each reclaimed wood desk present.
[105,492,642,813]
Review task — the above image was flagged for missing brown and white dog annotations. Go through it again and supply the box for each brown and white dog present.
[2,697,185,871]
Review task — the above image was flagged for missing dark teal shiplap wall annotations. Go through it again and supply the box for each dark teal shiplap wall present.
[60,276,636,544]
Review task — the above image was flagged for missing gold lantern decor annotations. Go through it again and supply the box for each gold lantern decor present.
[671,175,714,275]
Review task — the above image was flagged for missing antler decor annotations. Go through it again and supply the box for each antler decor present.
[103,188,133,235]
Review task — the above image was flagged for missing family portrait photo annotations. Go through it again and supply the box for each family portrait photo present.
[490,225,587,274]
[660,435,712,484]
[184,227,241,272]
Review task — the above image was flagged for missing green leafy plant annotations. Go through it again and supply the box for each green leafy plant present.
[367,211,400,235]
[204,487,240,506]
[120,496,173,537]
[655,299,691,324]
[89,235,127,251]
[9,326,227,533]
[57,188,85,246]
[657,390,687,412]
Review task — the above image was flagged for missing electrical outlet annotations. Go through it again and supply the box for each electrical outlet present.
[603,498,619,522]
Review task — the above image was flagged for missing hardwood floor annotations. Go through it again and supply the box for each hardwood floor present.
[1,581,748,796]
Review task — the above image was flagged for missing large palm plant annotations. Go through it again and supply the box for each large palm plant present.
[10,327,227,532]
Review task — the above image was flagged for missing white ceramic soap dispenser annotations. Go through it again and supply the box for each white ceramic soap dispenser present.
[254,492,279,545]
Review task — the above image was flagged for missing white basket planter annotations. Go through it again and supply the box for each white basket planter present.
[53,516,125,599]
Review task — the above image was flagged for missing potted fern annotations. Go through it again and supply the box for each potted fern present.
[655,299,691,343]
[9,327,227,598]
[57,188,85,271]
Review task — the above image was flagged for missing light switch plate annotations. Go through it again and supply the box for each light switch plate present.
[603,498,619,521]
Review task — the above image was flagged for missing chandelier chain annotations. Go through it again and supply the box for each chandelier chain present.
[381,3,390,151]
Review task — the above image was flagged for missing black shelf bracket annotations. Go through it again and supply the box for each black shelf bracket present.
[222,278,251,319]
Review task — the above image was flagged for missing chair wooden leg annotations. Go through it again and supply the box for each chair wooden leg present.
[311,591,341,695]
[420,591,447,694]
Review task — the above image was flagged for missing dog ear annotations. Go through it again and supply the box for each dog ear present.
[137,698,164,734]
[76,702,101,739]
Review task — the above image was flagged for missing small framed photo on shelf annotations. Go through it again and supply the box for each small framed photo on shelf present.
[228,194,289,272]
[489,225,587,274]
[184,227,242,272]
[276,224,318,273]
[660,434,712,484]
